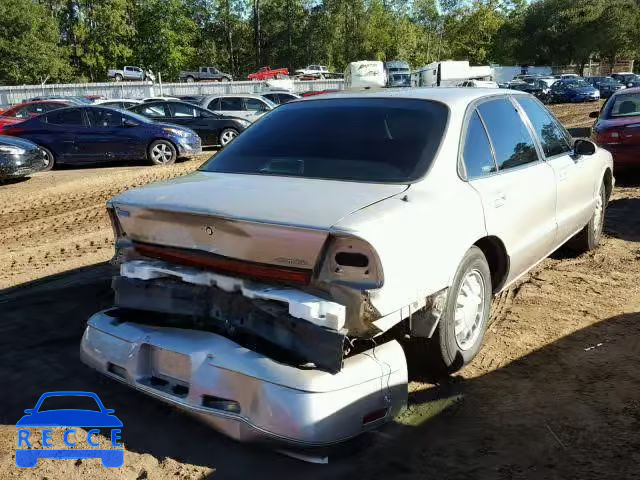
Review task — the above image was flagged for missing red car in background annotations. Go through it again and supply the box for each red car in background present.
[247,66,289,81]
[0,101,71,128]
[300,89,341,97]
[591,87,640,169]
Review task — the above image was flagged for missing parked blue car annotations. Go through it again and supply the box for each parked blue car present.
[2,106,201,169]
[549,79,601,103]
[584,76,625,99]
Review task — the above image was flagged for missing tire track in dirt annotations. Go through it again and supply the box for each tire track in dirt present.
[0,156,210,289]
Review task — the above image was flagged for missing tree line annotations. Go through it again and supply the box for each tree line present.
[0,0,638,85]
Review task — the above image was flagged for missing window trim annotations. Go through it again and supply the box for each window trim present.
[514,95,574,161]
[458,94,544,182]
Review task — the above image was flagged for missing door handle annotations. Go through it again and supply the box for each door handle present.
[492,192,506,208]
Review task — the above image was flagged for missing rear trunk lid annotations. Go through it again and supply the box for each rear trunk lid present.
[111,171,407,271]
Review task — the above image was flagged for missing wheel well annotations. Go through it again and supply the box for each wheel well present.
[474,236,509,293]
[603,168,613,203]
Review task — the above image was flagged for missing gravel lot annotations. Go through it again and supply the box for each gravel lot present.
[3,101,639,479]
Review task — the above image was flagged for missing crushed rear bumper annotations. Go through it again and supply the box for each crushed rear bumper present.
[80,309,408,448]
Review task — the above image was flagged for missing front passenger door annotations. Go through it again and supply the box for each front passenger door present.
[464,98,557,284]
[516,96,598,243]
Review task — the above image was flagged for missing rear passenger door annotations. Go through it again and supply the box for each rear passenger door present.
[462,97,557,284]
[516,95,598,243]
[211,97,246,119]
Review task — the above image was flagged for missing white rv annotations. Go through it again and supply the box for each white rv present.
[412,61,493,87]
[344,61,386,89]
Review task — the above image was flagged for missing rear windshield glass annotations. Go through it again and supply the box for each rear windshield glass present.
[199,98,448,183]
[608,93,640,118]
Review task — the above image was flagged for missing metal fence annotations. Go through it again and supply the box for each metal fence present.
[0,79,345,105]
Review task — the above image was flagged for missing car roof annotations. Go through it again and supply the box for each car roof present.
[611,86,640,96]
[204,93,266,99]
[302,87,528,110]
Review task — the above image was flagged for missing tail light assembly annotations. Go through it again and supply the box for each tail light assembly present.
[317,235,384,289]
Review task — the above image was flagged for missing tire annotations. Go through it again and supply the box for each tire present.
[148,140,177,166]
[115,74,123,82]
[186,76,195,83]
[219,128,239,146]
[417,246,492,376]
[221,77,230,82]
[39,146,55,171]
[566,182,606,253]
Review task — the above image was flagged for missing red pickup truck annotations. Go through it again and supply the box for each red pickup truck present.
[248,66,289,81]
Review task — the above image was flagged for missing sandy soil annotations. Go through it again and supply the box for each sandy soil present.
[2,104,639,479]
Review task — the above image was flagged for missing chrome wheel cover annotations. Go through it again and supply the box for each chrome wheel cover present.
[454,269,486,351]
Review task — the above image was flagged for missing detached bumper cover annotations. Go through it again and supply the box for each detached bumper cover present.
[80,309,408,447]
[0,150,44,179]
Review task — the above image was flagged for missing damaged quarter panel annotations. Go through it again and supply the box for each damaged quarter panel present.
[329,113,487,335]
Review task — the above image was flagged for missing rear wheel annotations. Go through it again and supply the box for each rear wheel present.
[40,146,55,171]
[567,182,606,253]
[186,76,195,83]
[219,128,239,146]
[221,77,230,82]
[114,74,123,82]
[148,140,177,166]
[412,246,492,376]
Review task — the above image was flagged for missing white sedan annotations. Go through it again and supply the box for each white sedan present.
[82,89,612,446]
[100,88,612,373]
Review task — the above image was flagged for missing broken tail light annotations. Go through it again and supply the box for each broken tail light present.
[595,127,624,145]
[318,235,384,289]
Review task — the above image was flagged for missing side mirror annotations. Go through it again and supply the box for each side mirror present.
[123,118,139,128]
[589,111,599,119]
[574,139,596,156]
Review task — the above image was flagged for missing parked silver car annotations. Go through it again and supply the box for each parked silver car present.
[199,94,276,122]
[82,88,613,447]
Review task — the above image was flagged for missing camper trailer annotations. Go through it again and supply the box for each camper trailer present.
[344,61,386,89]
[412,61,493,87]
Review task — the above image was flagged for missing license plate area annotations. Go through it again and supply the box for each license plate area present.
[138,345,191,398]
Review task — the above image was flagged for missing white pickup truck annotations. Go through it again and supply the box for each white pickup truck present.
[107,66,155,82]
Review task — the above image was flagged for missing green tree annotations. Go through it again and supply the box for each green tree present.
[0,0,71,84]
[134,0,198,80]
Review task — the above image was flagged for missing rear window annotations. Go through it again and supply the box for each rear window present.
[200,98,449,183]
[608,93,640,118]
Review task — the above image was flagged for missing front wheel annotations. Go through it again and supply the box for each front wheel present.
[221,77,230,82]
[114,74,123,82]
[566,182,606,253]
[39,146,55,171]
[219,128,239,146]
[148,140,177,166]
[186,76,195,83]
[414,246,492,376]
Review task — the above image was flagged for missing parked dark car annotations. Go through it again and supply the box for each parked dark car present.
[3,106,201,168]
[260,91,301,104]
[610,73,640,88]
[27,96,91,105]
[0,100,72,128]
[591,87,640,170]
[549,79,600,103]
[584,77,625,98]
[178,95,206,105]
[507,80,551,103]
[128,101,250,147]
[0,135,45,180]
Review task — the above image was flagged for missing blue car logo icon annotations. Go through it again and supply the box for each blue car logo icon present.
[16,391,124,468]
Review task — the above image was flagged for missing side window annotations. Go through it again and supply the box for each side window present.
[87,109,124,128]
[245,98,266,112]
[516,96,571,157]
[45,108,84,126]
[219,97,243,111]
[139,105,167,117]
[207,98,220,110]
[171,103,196,117]
[463,111,497,179]
[477,99,539,171]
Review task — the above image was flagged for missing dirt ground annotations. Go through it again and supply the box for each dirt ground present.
[2,102,639,479]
